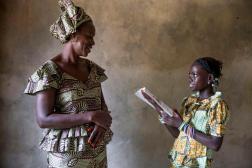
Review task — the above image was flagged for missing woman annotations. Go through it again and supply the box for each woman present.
[24,0,113,167]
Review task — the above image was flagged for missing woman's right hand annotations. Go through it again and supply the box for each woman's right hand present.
[85,110,112,129]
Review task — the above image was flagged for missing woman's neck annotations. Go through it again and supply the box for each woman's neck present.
[60,43,81,65]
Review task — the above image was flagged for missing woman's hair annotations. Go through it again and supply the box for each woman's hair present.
[193,57,223,79]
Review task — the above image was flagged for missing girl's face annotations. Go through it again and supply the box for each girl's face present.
[189,63,212,92]
[72,21,95,57]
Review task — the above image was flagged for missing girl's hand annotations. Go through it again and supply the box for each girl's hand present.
[85,110,112,129]
[161,109,183,128]
[88,125,106,148]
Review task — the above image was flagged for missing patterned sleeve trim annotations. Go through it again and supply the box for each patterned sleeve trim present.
[89,60,108,83]
[24,61,61,95]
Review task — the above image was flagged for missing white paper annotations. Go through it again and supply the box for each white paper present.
[135,87,173,117]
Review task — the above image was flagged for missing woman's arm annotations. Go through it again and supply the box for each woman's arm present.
[36,89,112,129]
[88,90,112,147]
[101,90,109,112]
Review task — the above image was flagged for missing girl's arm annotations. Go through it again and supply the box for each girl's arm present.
[162,110,183,138]
[140,91,180,138]
[36,89,112,129]
[164,125,180,138]
[161,111,223,151]
[193,130,223,151]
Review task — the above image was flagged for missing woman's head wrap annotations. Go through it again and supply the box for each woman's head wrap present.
[50,0,92,43]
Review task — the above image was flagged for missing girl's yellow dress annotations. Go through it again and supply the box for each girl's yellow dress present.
[169,92,230,168]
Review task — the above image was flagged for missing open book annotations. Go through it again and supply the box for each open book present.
[135,87,173,117]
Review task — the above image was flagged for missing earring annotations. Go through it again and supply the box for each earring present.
[211,78,219,93]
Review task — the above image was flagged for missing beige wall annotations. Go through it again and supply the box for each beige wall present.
[0,0,252,167]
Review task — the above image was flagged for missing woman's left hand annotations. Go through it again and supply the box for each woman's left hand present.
[161,109,183,128]
[88,125,106,148]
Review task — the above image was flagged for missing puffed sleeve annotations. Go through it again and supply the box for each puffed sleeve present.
[209,100,230,137]
[92,62,108,83]
[24,61,61,95]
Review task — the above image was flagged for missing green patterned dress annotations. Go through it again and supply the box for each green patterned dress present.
[24,59,113,168]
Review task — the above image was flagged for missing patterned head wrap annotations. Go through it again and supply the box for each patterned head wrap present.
[50,0,92,43]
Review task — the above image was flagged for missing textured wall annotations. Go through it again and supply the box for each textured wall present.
[0,0,252,167]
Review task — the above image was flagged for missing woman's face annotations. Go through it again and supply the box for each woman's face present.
[72,21,95,57]
[189,63,211,92]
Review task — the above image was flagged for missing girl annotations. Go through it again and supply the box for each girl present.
[159,57,230,167]
[24,0,112,167]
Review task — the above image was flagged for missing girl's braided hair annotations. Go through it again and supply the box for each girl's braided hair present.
[194,57,223,79]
